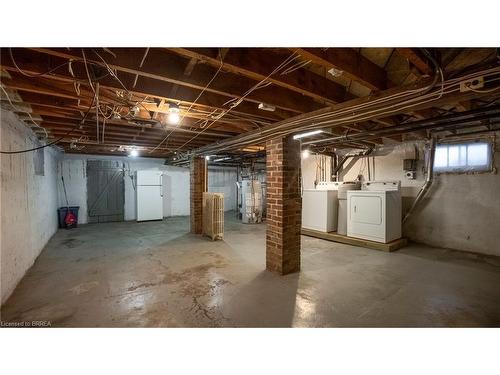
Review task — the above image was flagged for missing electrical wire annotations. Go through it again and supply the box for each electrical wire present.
[0,89,97,154]
[148,49,226,154]
[95,82,100,143]
[468,85,500,94]
[196,66,500,154]
[91,48,153,118]
[8,48,70,78]
[133,48,150,88]
[82,49,95,92]
[224,68,498,145]
[1,84,49,140]
[171,50,302,154]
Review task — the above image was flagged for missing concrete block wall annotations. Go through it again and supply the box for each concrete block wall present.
[1,109,60,304]
[266,136,301,275]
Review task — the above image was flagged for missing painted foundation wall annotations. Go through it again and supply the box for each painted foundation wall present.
[301,155,332,189]
[1,109,60,304]
[337,139,500,256]
[59,154,238,223]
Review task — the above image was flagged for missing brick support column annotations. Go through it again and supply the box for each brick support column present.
[190,156,207,234]
[266,135,301,275]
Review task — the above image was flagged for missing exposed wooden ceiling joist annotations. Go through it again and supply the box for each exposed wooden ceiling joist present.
[166,47,350,105]
[2,50,289,123]
[193,68,500,155]
[293,48,388,91]
[2,47,498,157]
[25,48,320,115]
[396,48,434,76]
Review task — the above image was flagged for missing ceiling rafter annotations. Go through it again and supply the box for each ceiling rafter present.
[166,47,350,105]
[26,48,320,115]
[396,48,434,76]
[2,50,288,123]
[292,48,388,91]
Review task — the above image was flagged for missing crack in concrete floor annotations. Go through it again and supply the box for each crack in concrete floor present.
[1,215,500,327]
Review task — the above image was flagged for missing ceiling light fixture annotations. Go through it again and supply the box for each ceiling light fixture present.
[258,103,276,112]
[301,149,310,159]
[293,130,324,140]
[131,105,140,117]
[168,103,181,125]
[328,67,344,77]
[129,148,139,157]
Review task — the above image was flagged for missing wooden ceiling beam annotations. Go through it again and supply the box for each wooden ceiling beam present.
[42,124,223,142]
[194,71,500,154]
[21,48,320,115]
[53,137,208,151]
[48,128,212,145]
[167,47,349,105]
[293,48,388,91]
[396,48,434,76]
[11,92,241,136]
[1,71,269,132]
[1,49,285,122]
[11,88,260,133]
[47,130,213,148]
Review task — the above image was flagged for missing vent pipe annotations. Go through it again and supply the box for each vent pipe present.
[403,137,436,224]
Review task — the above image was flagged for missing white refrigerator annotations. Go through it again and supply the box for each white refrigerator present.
[136,170,164,221]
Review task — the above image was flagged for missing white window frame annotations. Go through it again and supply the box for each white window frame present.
[433,138,494,174]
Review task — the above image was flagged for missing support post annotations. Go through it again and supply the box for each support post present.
[190,156,207,234]
[265,135,301,275]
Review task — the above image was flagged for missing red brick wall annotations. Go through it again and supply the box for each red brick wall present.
[190,156,207,234]
[266,135,302,275]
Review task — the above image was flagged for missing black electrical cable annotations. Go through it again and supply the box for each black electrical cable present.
[10,48,110,81]
[0,92,97,154]
[9,48,70,78]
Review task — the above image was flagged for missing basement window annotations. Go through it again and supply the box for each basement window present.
[434,140,493,173]
[34,148,45,176]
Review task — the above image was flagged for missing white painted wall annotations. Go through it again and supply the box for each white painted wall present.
[403,138,500,257]
[301,154,332,189]
[59,154,238,223]
[208,166,238,212]
[332,139,500,256]
[1,109,60,304]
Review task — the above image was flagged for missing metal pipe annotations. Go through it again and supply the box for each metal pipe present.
[403,137,436,223]
[304,106,500,146]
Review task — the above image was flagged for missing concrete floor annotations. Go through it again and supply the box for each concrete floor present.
[2,213,500,327]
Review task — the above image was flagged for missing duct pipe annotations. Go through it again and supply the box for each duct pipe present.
[403,137,437,224]
[331,149,372,180]
[303,106,500,147]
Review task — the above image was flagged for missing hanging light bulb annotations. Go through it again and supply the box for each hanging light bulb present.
[129,148,139,157]
[301,149,310,159]
[168,103,180,125]
[131,105,140,117]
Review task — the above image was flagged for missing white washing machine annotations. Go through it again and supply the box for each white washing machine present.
[302,189,338,232]
[347,181,402,243]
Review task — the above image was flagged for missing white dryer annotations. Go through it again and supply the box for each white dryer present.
[346,181,402,243]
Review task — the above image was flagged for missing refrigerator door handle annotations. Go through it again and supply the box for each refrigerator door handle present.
[160,174,163,197]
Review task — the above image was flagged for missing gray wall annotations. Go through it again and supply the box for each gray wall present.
[338,138,500,257]
[59,154,238,223]
[1,109,60,304]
